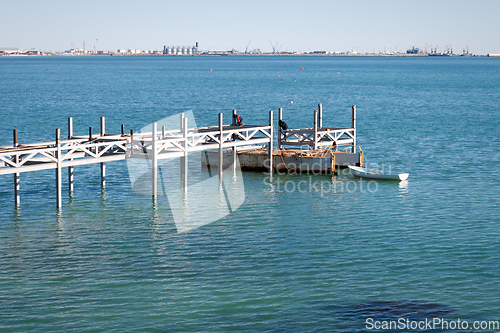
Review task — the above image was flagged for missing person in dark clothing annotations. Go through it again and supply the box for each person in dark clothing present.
[279,119,288,132]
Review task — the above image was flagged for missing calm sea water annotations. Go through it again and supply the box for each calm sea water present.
[1,56,500,332]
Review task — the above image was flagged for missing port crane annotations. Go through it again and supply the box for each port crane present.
[269,41,282,54]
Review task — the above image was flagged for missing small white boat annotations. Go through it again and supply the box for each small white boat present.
[348,166,409,181]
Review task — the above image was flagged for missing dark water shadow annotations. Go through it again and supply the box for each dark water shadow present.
[346,300,454,321]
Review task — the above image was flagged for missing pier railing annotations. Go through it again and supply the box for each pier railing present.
[0,135,129,175]
[130,124,273,160]
[1,105,360,208]
[278,104,357,151]
[280,127,356,148]
[1,111,274,208]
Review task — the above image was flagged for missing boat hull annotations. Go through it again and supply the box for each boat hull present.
[348,166,409,181]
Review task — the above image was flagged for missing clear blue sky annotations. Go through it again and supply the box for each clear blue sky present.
[2,0,499,54]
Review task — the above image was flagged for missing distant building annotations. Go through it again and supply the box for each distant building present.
[0,48,22,55]
[0,48,41,56]
[163,45,198,55]
[406,47,420,54]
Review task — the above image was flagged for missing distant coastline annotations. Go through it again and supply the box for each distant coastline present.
[1,52,496,57]
[3,43,498,57]
[1,46,498,57]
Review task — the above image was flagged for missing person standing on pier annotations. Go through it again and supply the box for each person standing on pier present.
[236,114,244,126]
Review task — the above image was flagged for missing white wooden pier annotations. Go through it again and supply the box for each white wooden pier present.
[1,104,362,208]
[0,111,274,208]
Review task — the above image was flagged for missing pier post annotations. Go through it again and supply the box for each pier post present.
[56,128,62,209]
[313,110,318,150]
[100,159,106,188]
[183,117,188,190]
[130,129,134,155]
[232,145,237,174]
[318,103,323,129]
[100,117,106,188]
[152,122,158,198]
[13,129,20,206]
[68,117,74,193]
[180,113,185,184]
[100,116,105,137]
[278,108,282,149]
[121,124,125,136]
[232,110,237,173]
[268,110,273,175]
[218,113,224,180]
[351,105,356,153]
[68,117,73,138]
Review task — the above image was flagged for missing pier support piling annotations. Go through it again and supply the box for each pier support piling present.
[180,114,185,185]
[68,117,73,139]
[278,108,282,149]
[268,110,273,175]
[183,117,188,190]
[232,110,237,173]
[13,129,18,148]
[68,117,74,193]
[100,162,106,188]
[14,171,20,206]
[218,113,223,180]
[129,129,134,155]
[313,110,318,150]
[56,128,62,209]
[100,116,105,137]
[352,105,356,153]
[100,117,106,188]
[318,103,323,129]
[68,164,74,194]
[13,129,20,206]
[152,122,158,197]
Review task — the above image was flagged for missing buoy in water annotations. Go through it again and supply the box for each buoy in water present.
[337,72,340,75]
[301,67,304,70]
[210,69,212,71]
[277,74,279,77]
[290,101,293,104]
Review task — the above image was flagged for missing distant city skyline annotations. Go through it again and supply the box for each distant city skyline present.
[2,0,500,55]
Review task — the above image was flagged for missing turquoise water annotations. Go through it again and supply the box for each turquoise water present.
[1,56,500,332]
